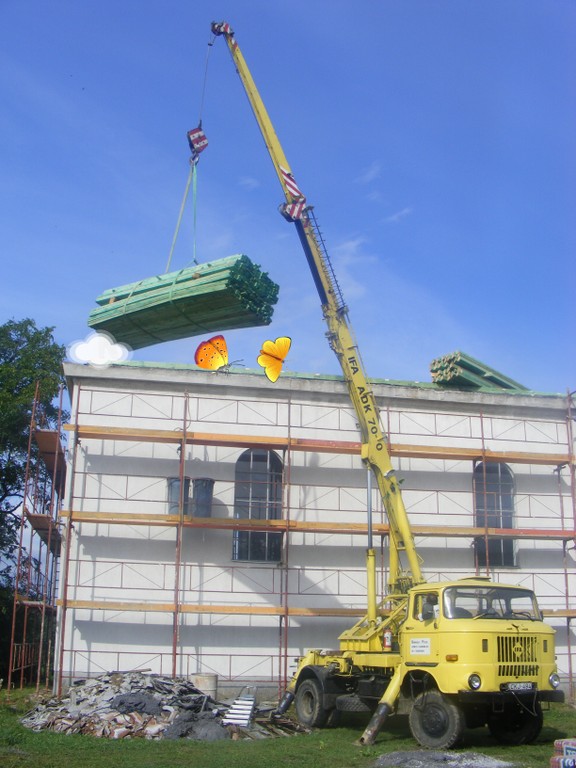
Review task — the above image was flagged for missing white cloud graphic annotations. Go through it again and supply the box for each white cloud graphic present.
[68,331,132,369]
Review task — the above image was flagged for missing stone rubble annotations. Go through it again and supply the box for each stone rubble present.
[20,671,302,741]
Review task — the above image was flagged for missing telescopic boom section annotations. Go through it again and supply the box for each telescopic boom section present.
[211,21,423,593]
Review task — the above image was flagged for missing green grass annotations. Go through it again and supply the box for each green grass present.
[1,689,575,768]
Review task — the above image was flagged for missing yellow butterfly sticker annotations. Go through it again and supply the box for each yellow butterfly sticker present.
[257,337,291,382]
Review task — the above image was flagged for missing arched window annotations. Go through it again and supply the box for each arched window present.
[233,449,283,562]
[473,462,515,568]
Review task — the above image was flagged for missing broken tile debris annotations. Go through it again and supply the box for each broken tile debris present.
[20,671,307,741]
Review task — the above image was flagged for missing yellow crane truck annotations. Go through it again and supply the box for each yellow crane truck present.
[211,21,564,749]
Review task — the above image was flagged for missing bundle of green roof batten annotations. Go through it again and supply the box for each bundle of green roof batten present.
[88,255,279,350]
[430,351,528,392]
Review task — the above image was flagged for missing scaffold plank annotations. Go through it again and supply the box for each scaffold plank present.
[63,424,573,466]
[25,511,62,554]
[56,599,363,617]
[58,510,576,541]
[34,428,66,494]
[54,598,576,619]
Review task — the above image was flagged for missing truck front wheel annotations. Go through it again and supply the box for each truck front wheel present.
[295,678,329,728]
[409,690,464,749]
[488,702,543,745]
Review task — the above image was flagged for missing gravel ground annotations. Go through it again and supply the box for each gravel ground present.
[373,750,515,768]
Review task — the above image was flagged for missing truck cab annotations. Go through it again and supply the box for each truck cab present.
[393,579,563,747]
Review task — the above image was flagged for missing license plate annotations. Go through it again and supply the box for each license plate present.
[506,682,534,691]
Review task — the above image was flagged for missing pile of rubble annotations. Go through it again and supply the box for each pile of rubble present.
[21,671,305,741]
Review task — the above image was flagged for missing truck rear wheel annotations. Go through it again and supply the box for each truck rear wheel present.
[409,690,464,749]
[488,702,543,745]
[295,678,329,728]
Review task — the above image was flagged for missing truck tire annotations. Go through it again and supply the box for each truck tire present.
[295,678,329,728]
[488,702,543,745]
[409,690,464,749]
[335,694,372,712]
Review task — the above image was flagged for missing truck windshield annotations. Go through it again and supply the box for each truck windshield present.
[443,586,541,621]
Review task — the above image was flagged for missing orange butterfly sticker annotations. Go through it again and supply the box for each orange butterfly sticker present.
[257,336,291,382]
[194,334,229,371]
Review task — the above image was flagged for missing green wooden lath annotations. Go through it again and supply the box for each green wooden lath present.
[430,351,529,392]
[88,255,279,350]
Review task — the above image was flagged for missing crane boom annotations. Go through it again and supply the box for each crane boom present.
[212,21,423,594]
[210,23,563,749]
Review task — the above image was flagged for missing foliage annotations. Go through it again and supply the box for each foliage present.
[0,319,64,446]
[0,319,66,679]
[0,692,575,768]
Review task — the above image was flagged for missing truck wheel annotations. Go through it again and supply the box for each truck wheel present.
[488,702,543,745]
[295,678,329,728]
[409,690,464,749]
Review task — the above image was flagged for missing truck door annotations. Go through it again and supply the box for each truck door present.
[403,591,440,666]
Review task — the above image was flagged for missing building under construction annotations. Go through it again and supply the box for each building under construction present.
[23,359,571,700]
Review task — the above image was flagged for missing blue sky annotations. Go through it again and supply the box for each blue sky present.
[1,1,574,394]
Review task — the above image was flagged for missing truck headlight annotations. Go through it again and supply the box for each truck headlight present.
[468,674,482,690]
[549,673,560,689]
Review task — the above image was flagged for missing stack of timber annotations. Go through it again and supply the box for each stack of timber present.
[430,351,528,392]
[88,255,279,350]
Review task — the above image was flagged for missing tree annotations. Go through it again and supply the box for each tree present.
[0,319,66,681]
[0,318,66,584]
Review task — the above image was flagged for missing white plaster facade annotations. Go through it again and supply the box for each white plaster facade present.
[57,362,575,695]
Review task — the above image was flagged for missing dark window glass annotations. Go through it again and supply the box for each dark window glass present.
[233,449,283,562]
[473,463,515,567]
[192,477,214,517]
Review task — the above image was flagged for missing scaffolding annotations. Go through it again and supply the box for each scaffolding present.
[52,374,576,699]
[7,384,65,691]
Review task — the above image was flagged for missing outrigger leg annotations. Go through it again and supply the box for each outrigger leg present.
[357,666,402,746]
[271,690,295,718]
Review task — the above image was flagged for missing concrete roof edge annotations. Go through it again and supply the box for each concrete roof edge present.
[62,360,568,406]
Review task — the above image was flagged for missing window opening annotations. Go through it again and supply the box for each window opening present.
[473,462,515,567]
[443,586,539,620]
[415,592,439,622]
[233,449,283,562]
[192,477,214,517]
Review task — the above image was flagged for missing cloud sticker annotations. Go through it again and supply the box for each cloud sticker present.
[68,331,131,369]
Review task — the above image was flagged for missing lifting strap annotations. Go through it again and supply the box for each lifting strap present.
[164,36,214,274]
[165,158,197,273]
